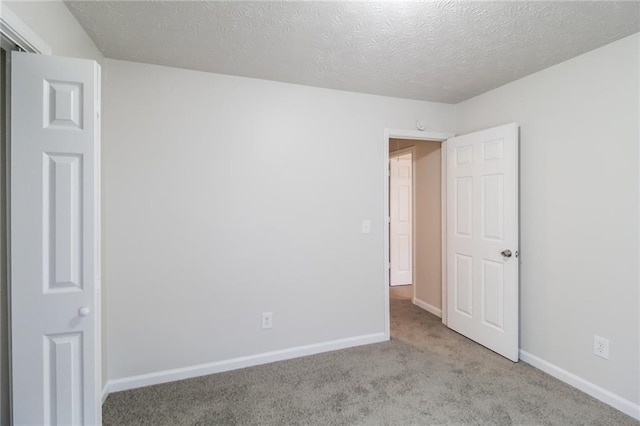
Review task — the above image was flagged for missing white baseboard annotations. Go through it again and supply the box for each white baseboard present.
[101,336,638,421]
[101,384,109,405]
[519,350,640,420]
[105,332,387,395]
[413,298,442,318]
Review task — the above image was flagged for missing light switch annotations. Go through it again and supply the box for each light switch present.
[361,220,371,234]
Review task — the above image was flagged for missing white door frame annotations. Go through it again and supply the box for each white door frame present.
[0,5,52,55]
[383,129,454,338]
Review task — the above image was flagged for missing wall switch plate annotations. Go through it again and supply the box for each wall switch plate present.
[593,335,609,359]
[361,219,371,234]
[261,312,273,329]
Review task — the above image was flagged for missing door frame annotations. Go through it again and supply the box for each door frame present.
[383,129,454,338]
[0,5,51,55]
[388,146,414,289]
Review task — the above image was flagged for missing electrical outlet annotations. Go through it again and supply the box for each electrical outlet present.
[593,335,609,360]
[261,312,273,330]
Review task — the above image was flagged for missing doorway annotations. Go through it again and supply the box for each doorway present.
[383,129,451,339]
[388,138,444,321]
[384,125,520,362]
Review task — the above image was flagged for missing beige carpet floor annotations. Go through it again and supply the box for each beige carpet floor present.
[103,293,638,425]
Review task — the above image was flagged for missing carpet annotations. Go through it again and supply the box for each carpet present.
[103,296,638,425]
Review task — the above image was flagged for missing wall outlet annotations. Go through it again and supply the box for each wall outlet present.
[593,335,609,360]
[261,312,273,330]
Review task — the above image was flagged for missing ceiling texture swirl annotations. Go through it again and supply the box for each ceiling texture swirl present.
[65,1,639,103]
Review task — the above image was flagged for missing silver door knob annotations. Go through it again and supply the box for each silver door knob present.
[78,307,90,317]
[501,249,512,258]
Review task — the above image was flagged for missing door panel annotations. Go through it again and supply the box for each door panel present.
[454,253,473,316]
[11,52,100,425]
[446,123,518,361]
[45,153,84,292]
[482,259,504,329]
[44,332,84,425]
[455,177,472,237]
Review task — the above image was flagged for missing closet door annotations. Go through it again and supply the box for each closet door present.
[11,51,101,425]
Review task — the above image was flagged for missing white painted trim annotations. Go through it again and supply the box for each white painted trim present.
[440,142,448,325]
[101,384,109,405]
[413,298,442,318]
[410,147,417,301]
[638,49,640,417]
[383,132,390,339]
[383,128,453,339]
[386,129,453,141]
[0,5,51,54]
[106,333,387,394]
[520,350,640,420]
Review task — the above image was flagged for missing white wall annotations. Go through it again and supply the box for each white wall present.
[103,59,456,381]
[457,33,640,407]
[3,0,108,400]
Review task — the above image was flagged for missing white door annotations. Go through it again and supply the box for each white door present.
[389,153,412,286]
[11,52,101,425]
[446,123,519,361]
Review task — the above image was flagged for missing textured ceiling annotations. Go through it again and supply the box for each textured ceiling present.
[65,1,639,103]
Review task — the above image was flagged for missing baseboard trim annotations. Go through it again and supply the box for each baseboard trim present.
[519,350,640,420]
[101,384,109,405]
[413,298,442,318]
[106,332,388,394]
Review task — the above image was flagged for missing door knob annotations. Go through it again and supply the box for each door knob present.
[501,249,512,258]
[78,307,90,317]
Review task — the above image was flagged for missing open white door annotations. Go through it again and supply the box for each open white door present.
[389,153,412,286]
[446,123,518,361]
[11,52,101,425]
